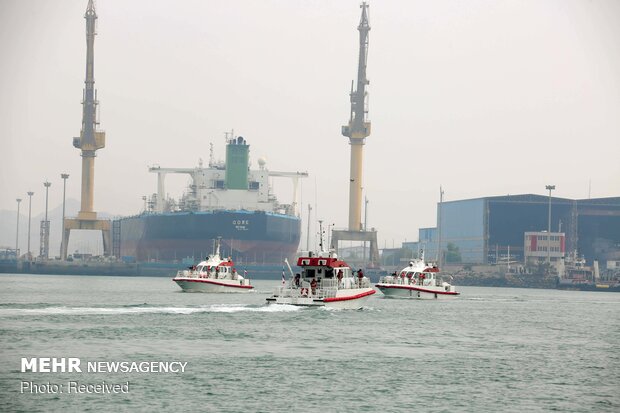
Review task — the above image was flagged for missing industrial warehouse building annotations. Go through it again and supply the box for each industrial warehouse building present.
[404,195,620,265]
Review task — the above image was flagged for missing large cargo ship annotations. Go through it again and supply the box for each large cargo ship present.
[113,135,307,265]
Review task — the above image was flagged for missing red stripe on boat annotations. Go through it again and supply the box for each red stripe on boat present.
[173,278,254,289]
[375,284,459,295]
[323,289,376,302]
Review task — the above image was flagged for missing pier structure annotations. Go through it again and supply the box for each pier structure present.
[62,0,111,259]
[332,2,379,266]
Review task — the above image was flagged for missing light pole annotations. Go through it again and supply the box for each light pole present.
[15,198,22,258]
[437,186,444,267]
[306,204,312,251]
[60,173,69,259]
[546,185,555,267]
[363,197,369,262]
[27,191,34,259]
[41,181,52,259]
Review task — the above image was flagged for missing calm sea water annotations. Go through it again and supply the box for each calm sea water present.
[0,274,618,412]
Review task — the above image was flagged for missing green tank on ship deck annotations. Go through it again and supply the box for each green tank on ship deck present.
[225,137,249,190]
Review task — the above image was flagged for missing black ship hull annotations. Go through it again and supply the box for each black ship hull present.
[115,210,301,265]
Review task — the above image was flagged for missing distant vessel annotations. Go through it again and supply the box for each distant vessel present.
[267,226,375,309]
[114,135,307,265]
[375,251,460,299]
[557,253,620,292]
[173,239,253,293]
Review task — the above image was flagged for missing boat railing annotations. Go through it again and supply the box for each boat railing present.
[321,279,338,289]
[176,269,239,280]
[176,269,200,278]
[358,278,371,289]
[378,276,439,287]
[378,276,410,285]
[272,285,337,299]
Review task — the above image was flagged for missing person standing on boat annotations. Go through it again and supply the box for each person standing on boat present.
[310,278,317,295]
[357,269,364,286]
[337,269,344,285]
[294,273,301,287]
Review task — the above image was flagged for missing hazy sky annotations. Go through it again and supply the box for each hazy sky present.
[1,0,619,247]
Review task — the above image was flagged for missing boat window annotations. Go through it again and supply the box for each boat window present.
[305,269,315,279]
[196,266,203,272]
[325,270,334,278]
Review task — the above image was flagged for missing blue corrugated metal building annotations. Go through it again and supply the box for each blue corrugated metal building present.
[407,195,620,264]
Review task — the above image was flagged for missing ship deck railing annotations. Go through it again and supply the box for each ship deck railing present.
[272,286,337,300]
[378,276,438,287]
[175,270,242,281]
[273,277,371,299]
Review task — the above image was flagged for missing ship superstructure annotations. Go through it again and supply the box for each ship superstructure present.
[149,136,305,216]
[114,136,308,265]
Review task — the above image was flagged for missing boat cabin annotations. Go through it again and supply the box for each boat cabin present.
[288,251,369,292]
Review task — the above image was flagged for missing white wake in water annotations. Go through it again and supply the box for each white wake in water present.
[0,304,301,316]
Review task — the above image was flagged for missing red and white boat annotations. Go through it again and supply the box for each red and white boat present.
[376,252,459,299]
[267,247,375,309]
[173,241,253,293]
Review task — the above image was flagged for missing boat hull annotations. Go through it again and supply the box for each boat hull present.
[173,278,254,293]
[557,281,620,292]
[375,284,459,299]
[266,288,375,309]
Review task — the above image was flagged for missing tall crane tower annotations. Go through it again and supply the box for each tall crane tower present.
[61,0,111,259]
[342,2,371,231]
[332,2,379,266]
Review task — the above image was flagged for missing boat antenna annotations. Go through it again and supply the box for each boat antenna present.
[318,220,325,252]
[284,257,295,278]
